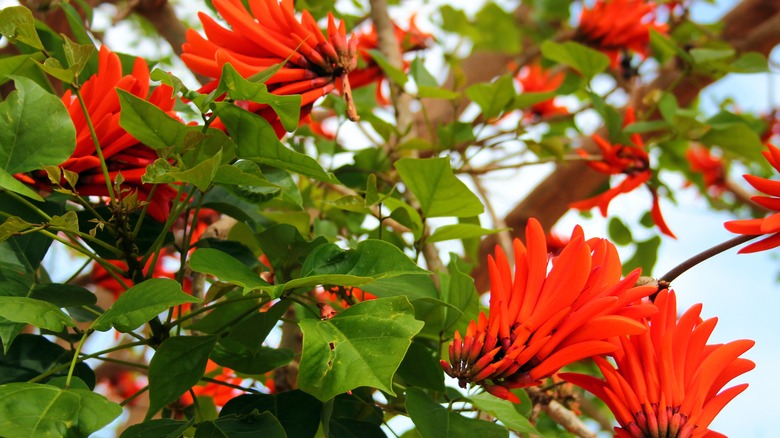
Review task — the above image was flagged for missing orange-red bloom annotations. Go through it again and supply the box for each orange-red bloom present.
[516,63,568,120]
[441,218,657,402]
[19,46,179,222]
[182,0,360,135]
[571,109,675,238]
[561,289,754,438]
[180,360,244,408]
[724,143,780,253]
[577,0,667,66]
[685,146,726,196]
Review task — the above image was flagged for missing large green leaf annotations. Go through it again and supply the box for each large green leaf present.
[0,382,122,438]
[189,248,277,297]
[286,240,428,290]
[93,278,200,332]
[216,103,333,182]
[360,274,438,300]
[406,388,508,438]
[0,334,94,388]
[467,392,539,434]
[699,120,765,163]
[395,158,483,218]
[0,297,75,331]
[221,391,322,438]
[298,297,424,401]
[147,335,219,419]
[195,411,286,438]
[0,76,76,200]
[540,41,610,81]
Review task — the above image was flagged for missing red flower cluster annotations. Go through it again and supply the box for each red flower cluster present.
[562,289,754,438]
[686,146,726,196]
[441,218,657,402]
[577,0,667,65]
[18,46,179,222]
[571,108,675,238]
[516,63,568,120]
[182,0,360,136]
[725,143,780,253]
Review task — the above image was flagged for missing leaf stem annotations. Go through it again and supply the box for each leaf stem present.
[65,329,90,388]
[74,88,117,205]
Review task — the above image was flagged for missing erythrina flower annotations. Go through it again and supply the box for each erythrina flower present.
[561,289,754,438]
[441,218,657,403]
[576,0,667,66]
[18,46,179,222]
[181,0,360,135]
[516,63,568,120]
[570,108,675,238]
[685,146,726,196]
[724,143,780,253]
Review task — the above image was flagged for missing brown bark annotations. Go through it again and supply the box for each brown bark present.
[469,0,780,291]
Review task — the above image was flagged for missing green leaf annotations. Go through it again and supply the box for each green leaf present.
[298,297,424,401]
[366,49,408,87]
[221,390,322,438]
[0,76,76,199]
[395,157,483,218]
[690,48,735,64]
[0,297,75,331]
[473,3,522,53]
[428,224,506,243]
[93,278,200,332]
[30,283,97,308]
[147,335,219,419]
[48,211,79,232]
[410,58,438,88]
[0,334,95,388]
[189,248,276,297]
[468,392,539,434]
[406,388,508,438]
[730,52,769,73]
[360,273,438,300]
[121,418,196,438]
[117,88,190,150]
[289,240,428,290]
[396,340,445,392]
[540,41,610,80]
[623,120,671,134]
[607,217,633,246]
[195,411,286,438]
[256,224,327,283]
[0,6,44,50]
[144,154,221,192]
[220,299,290,353]
[623,236,662,276]
[465,74,515,120]
[0,217,33,243]
[210,344,293,375]
[62,35,94,80]
[217,64,301,131]
[0,382,121,438]
[699,120,765,163]
[216,103,334,182]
